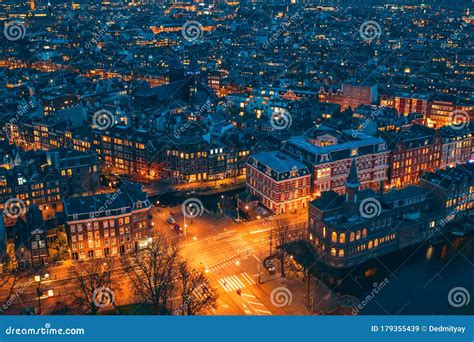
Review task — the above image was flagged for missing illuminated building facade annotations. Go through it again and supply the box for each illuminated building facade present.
[382,125,442,189]
[319,83,378,111]
[246,151,311,214]
[281,128,389,197]
[63,182,152,260]
[308,161,444,269]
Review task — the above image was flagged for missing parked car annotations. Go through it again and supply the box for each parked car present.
[100,174,120,188]
[264,259,276,275]
[167,217,176,224]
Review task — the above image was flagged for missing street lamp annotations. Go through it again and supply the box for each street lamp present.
[34,275,42,315]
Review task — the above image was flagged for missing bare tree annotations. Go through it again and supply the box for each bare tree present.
[68,257,116,315]
[176,261,218,316]
[274,219,291,277]
[0,266,20,312]
[122,234,179,314]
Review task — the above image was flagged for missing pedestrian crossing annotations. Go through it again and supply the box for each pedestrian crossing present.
[217,273,256,292]
[240,272,256,285]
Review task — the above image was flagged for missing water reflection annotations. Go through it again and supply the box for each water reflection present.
[312,234,473,315]
[425,245,434,261]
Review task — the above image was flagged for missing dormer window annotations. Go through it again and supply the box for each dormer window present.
[290,167,298,178]
[351,149,358,157]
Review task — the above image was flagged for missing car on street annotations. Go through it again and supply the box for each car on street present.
[167,217,176,224]
[264,259,276,275]
[100,174,120,188]
[173,224,183,235]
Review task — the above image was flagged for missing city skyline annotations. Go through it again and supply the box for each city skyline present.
[0,0,472,318]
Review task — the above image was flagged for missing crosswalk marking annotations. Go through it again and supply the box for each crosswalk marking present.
[255,309,272,315]
[218,275,245,292]
[217,272,258,292]
[241,293,256,299]
[240,272,256,285]
[247,300,264,306]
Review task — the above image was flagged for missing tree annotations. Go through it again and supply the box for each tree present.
[68,257,116,315]
[176,261,218,315]
[0,266,20,312]
[122,234,179,314]
[274,219,291,277]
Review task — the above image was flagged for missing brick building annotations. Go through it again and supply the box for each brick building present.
[381,125,442,188]
[281,127,389,197]
[246,151,311,214]
[308,160,444,269]
[63,182,152,260]
[319,83,378,111]
[420,163,474,228]
[439,125,473,169]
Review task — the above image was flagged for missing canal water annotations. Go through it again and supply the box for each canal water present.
[151,188,242,215]
[154,188,473,315]
[320,234,474,315]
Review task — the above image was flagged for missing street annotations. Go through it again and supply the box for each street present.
[0,205,316,315]
[153,204,312,315]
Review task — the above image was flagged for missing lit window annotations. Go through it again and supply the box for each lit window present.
[331,232,337,243]
[331,248,336,256]
[338,249,345,257]
[350,232,355,242]
[339,233,346,244]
